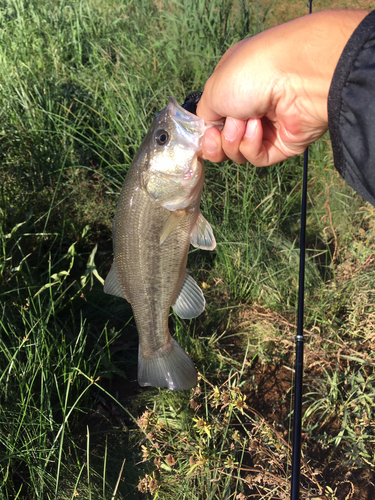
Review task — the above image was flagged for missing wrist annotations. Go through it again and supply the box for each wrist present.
[279,10,370,124]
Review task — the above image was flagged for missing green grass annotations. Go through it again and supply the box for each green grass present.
[0,0,374,499]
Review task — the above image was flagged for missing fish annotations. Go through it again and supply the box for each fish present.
[104,97,221,390]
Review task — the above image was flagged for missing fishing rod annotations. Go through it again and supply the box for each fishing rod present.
[290,2,313,498]
[183,1,313,497]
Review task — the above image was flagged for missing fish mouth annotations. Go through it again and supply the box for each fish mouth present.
[168,97,204,125]
[164,97,206,152]
[164,97,224,152]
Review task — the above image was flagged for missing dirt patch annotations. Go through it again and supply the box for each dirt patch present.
[323,465,375,500]
[245,362,293,423]
[214,303,375,499]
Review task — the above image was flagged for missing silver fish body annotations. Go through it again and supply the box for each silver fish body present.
[104,97,219,390]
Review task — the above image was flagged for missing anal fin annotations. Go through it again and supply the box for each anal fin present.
[172,272,205,319]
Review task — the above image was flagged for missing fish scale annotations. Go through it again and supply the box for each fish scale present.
[118,188,197,353]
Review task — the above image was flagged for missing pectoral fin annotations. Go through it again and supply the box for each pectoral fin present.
[160,209,186,245]
[172,272,205,319]
[103,264,128,301]
[190,212,216,250]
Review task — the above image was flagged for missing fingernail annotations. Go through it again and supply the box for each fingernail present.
[245,119,257,139]
[223,117,239,142]
[204,134,218,155]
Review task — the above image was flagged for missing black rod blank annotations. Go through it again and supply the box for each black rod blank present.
[290,4,312,498]
[290,146,308,500]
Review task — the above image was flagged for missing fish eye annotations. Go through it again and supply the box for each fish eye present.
[155,129,169,146]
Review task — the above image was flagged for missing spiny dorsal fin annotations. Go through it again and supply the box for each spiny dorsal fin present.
[190,212,216,250]
[103,264,129,301]
[172,272,205,319]
[160,209,186,245]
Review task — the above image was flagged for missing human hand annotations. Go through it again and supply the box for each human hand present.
[197,10,369,166]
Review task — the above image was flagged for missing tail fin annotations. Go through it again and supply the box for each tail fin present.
[138,337,197,391]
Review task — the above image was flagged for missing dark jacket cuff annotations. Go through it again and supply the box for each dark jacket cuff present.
[328,10,375,206]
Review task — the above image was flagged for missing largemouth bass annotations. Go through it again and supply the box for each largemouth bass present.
[104,97,220,390]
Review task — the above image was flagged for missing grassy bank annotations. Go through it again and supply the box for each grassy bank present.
[0,0,374,499]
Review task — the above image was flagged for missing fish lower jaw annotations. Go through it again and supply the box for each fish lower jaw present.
[138,337,197,391]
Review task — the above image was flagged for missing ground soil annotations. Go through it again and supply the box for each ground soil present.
[86,306,374,500]
[242,360,374,500]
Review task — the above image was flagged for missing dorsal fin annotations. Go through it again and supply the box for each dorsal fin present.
[103,264,129,301]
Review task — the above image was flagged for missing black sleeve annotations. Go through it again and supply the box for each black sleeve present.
[328,10,375,207]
